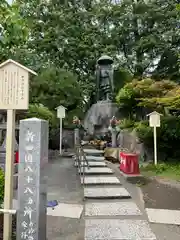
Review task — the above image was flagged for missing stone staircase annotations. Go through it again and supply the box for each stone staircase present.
[75,148,157,240]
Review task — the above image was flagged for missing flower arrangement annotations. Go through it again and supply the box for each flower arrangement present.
[73,116,81,128]
[109,116,120,129]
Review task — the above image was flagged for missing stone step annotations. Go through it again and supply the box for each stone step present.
[85,201,142,216]
[85,219,157,240]
[78,167,113,175]
[81,176,121,185]
[84,187,131,199]
[83,149,104,155]
[81,156,105,161]
[75,161,107,167]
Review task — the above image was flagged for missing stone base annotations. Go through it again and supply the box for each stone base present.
[119,171,143,183]
[83,100,119,135]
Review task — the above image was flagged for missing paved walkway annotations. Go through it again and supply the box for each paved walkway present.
[46,157,84,240]
[78,149,157,240]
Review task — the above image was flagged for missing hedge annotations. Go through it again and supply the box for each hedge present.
[135,116,180,162]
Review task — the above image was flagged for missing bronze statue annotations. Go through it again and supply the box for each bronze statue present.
[96,55,114,101]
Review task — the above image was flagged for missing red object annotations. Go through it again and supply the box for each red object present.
[15,151,19,163]
[119,152,140,175]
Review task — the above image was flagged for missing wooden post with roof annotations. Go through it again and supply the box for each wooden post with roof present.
[0,59,37,240]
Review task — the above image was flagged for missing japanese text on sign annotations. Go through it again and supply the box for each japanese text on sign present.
[20,130,36,240]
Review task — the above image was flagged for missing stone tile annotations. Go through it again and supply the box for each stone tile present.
[84,187,131,199]
[47,203,83,219]
[83,149,104,155]
[81,176,121,185]
[85,219,156,240]
[75,161,106,167]
[85,156,105,161]
[79,167,113,174]
[85,202,142,216]
[146,208,180,225]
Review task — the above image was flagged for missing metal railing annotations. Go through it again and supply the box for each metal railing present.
[74,143,90,189]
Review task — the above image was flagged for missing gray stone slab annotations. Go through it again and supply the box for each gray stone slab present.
[81,176,121,185]
[17,118,49,240]
[84,156,105,161]
[75,161,107,167]
[47,203,83,219]
[84,187,131,199]
[85,202,142,216]
[146,208,180,225]
[83,149,104,155]
[85,219,157,240]
[79,167,113,175]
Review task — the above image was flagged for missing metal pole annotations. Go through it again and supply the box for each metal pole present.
[153,126,157,165]
[60,118,62,155]
[3,109,15,240]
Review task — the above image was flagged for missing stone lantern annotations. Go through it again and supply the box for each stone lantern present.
[96,55,114,102]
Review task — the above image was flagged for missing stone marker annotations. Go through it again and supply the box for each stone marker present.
[85,219,157,240]
[17,118,49,240]
[81,176,121,185]
[84,187,131,199]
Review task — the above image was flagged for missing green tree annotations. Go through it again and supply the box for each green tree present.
[30,67,83,111]
[0,1,28,62]
[116,78,178,117]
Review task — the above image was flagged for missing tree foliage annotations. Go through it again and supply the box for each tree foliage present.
[116,78,179,115]
[0,0,179,112]
[30,67,83,111]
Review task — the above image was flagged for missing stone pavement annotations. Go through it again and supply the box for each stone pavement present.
[77,149,157,240]
[46,157,84,240]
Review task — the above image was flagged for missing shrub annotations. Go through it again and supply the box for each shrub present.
[135,116,180,162]
[0,169,4,205]
[119,119,135,129]
[26,104,58,128]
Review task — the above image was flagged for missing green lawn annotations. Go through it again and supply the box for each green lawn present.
[140,162,180,181]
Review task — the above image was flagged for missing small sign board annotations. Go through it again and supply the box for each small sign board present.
[0,59,37,110]
[56,105,66,119]
[147,111,161,127]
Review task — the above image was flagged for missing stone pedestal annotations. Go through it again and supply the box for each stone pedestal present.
[74,128,80,146]
[84,100,119,135]
[111,129,117,148]
[17,118,49,240]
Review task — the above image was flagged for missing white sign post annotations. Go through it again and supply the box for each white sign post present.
[147,111,162,165]
[56,105,66,155]
[0,59,37,240]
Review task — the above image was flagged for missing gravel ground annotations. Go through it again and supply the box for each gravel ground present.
[141,177,180,210]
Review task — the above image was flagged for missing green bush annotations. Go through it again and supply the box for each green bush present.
[135,116,180,162]
[0,169,4,205]
[119,119,135,129]
[26,104,58,128]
